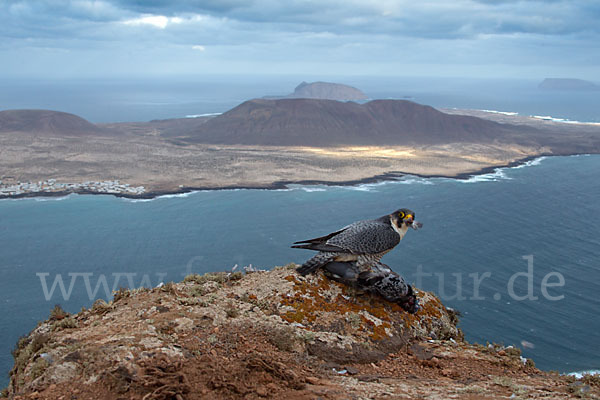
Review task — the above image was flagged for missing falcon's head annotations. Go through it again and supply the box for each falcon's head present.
[392,208,423,231]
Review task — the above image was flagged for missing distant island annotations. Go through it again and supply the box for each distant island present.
[1,97,600,198]
[538,78,600,91]
[264,81,368,101]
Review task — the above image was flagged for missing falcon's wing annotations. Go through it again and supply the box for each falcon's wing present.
[325,220,400,255]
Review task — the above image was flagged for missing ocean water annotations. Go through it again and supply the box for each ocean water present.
[1,154,599,387]
[1,76,599,123]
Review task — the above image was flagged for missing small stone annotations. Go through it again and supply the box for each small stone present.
[422,358,440,368]
[305,376,320,385]
[581,385,591,393]
[40,353,54,364]
[322,362,341,370]
[345,366,359,375]
[356,375,380,382]
[498,350,506,356]
[255,386,268,397]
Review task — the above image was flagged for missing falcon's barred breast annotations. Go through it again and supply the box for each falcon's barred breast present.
[292,208,422,276]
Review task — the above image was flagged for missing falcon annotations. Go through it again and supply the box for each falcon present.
[292,208,422,276]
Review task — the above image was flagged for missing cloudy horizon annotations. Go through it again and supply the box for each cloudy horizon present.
[1,0,599,80]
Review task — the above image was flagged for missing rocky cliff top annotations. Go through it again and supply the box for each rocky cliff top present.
[5,265,598,399]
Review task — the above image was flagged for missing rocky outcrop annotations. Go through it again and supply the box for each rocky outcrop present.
[5,266,597,399]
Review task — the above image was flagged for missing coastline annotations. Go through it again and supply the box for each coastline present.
[0,152,561,201]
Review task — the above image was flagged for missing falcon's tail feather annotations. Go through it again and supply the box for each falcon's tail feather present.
[291,243,345,252]
[296,253,335,276]
[293,228,347,245]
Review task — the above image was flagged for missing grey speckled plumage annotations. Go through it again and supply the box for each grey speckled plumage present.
[293,208,422,276]
[323,261,419,313]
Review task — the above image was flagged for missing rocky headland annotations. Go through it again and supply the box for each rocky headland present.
[5,266,598,399]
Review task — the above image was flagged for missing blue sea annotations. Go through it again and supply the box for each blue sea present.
[1,76,600,387]
[1,155,599,387]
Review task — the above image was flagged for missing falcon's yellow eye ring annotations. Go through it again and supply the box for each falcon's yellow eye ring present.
[398,211,405,218]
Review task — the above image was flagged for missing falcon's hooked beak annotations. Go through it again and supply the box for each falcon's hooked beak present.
[404,215,423,230]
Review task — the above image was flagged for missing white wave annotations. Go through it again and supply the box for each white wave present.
[479,109,519,116]
[393,177,434,185]
[531,115,600,125]
[567,370,600,379]
[156,191,196,199]
[1,193,76,202]
[121,191,197,202]
[344,185,376,192]
[441,156,548,183]
[124,198,155,203]
[185,112,222,118]
[33,195,72,202]
[345,180,397,191]
[300,187,327,192]
[510,156,546,169]
[459,169,512,183]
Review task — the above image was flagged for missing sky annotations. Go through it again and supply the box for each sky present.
[0,0,599,80]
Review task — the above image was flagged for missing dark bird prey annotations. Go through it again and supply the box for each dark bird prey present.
[324,260,419,314]
[293,208,422,276]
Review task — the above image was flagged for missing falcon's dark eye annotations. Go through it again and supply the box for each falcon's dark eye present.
[398,211,405,218]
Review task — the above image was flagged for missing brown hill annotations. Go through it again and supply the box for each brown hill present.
[0,109,109,136]
[180,98,528,146]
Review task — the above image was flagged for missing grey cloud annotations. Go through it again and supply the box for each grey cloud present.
[2,0,598,44]
[0,0,598,79]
